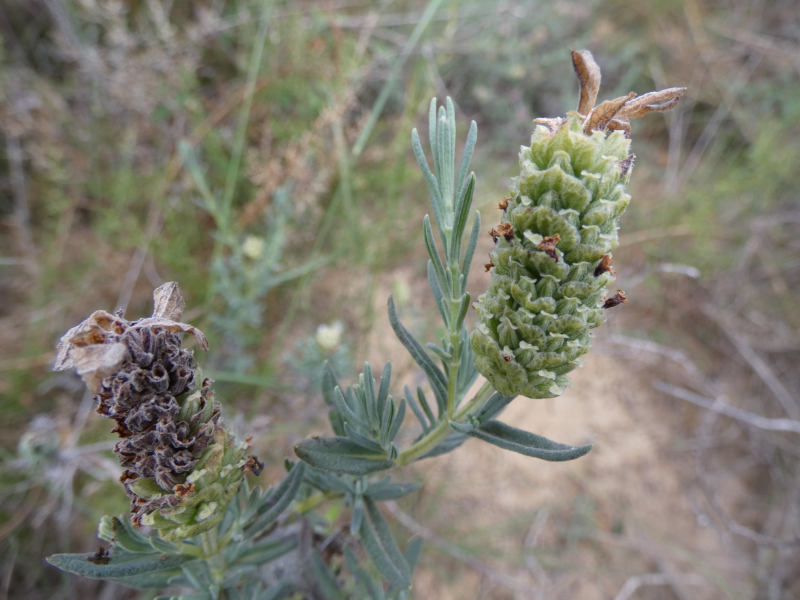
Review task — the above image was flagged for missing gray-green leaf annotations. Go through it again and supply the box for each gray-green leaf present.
[294,436,394,475]
[468,420,592,461]
[359,498,412,589]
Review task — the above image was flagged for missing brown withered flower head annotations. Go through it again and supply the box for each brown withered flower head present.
[55,283,253,540]
[534,50,687,137]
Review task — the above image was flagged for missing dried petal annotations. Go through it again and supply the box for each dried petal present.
[152,282,186,321]
[616,87,687,119]
[537,234,561,261]
[572,50,602,115]
[618,154,635,179]
[602,290,628,309]
[607,119,631,137]
[594,254,615,277]
[532,117,563,133]
[71,343,129,394]
[584,93,635,134]
[132,318,209,351]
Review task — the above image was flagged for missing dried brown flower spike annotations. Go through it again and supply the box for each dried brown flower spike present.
[54,283,252,540]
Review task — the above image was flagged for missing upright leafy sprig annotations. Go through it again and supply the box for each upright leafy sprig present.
[295,97,597,481]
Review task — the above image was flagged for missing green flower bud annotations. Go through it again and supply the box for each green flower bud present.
[472,51,685,399]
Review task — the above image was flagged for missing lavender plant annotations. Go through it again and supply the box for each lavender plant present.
[46,51,684,598]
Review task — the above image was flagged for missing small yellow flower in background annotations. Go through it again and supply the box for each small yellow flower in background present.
[242,235,265,260]
[391,279,412,307]
[316,321,343,351]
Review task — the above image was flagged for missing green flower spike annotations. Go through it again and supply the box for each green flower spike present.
[471,50,686,398]
[54,283,261,541]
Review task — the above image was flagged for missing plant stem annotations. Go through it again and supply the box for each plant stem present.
[395,380,494,466]
[200,528,219,557]
[295,491,336,515]
[200,528,227,588]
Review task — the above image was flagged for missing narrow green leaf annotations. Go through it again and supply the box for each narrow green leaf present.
[328,407,346,439]
[304,468,353,495]
[415,387,436,427]
[411,129,444,226]
[46,551,190,587]
[449,421,475,434]
[333,387,370,431]
[322,362,342,408]
[450,174,475,265]
[359,498,411,589]
[437,105,454,213]
[310,552,346,600]
[344,423,384,454]
[468,420,593,461]
[387,296,448,408]
[149,537,179,554]
[454,293,470,332]
[295,437,394,476]
[456,327,479,400]
[471,393,516,424]
[343,546,384,599]
[404,386,429,432]
[423,216,449,296]
[426,343,452,361]
[233,537,297,566]
[378,397,394,448]
[376,362,392,418]
[428,98,439,184]
[403,538,424,574]
[109,516,156,554]
[455,121,478,209]
[386,399,406,445]
[247,461,306,535]
[350,494,365,536]
[181,561,213,590]
[461,211,482,293]
[323,364,347,437]
[366,481,420,501]
[446,98,457,172]
[427,261,448,325]
[362,363,380,429]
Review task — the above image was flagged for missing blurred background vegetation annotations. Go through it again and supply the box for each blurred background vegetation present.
[1,0,799,598]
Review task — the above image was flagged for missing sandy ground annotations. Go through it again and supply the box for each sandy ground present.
[406,353,747,600]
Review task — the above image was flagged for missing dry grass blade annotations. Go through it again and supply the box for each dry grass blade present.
[571,49,601,115]
[701,307,800,420]
[654,381,800,434]
[613,572,706,600]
